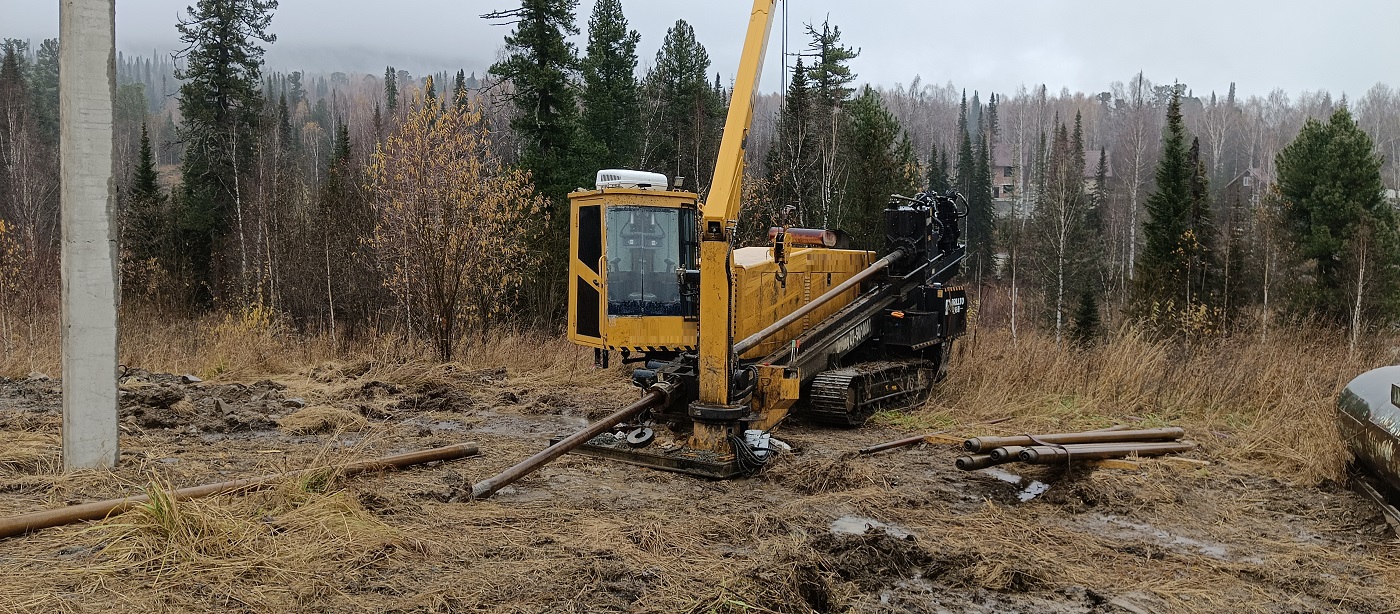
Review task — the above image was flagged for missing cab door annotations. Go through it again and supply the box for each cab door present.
[569,197,605,347]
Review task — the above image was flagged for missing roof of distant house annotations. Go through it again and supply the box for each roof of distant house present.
[990,147,1113,179]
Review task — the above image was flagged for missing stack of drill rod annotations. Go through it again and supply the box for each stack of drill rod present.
[955,427,1191,471]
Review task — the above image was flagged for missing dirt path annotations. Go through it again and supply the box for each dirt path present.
[0,367,1396,613]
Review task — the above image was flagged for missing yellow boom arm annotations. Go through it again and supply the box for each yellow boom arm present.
[702,0,778,226]
[695,0,778,411]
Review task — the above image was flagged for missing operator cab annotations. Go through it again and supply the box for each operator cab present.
[569,170,699,358]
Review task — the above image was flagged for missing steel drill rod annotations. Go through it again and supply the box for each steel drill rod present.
[988,446,1027,463]
[955,454,998,471]
[963,427,1186,453]
[1018,441,1196,464]
[471,389,666,499]
[858,417,1011,455]
[0,442,480,539]
[733,249,904,356]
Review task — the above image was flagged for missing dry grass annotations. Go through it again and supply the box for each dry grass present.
[0,433,59,474]
[3,310,1399,612]
[924,327,1383,485]
[277,406,369,434]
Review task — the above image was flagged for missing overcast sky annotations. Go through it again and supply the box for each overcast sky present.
[4,0,1397,99]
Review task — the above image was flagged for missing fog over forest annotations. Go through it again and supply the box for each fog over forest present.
[5,0,1399,97]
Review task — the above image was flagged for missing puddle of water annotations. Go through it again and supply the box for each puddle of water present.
[830,515,913,539]
[1090,514,1241,560]
[980,467,1023,484]
[1018,480,1050,502]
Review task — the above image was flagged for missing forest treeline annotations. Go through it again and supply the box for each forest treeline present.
[2,0,1399,358]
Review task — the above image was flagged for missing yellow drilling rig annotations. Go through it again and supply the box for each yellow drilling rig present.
[472,0,970,496]
[561,0,969,476]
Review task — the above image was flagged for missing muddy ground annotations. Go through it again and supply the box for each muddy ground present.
[0,364,1396,613]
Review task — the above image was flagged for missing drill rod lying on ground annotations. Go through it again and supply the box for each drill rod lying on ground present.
[963,427,1186,453]
[955,426,1193,471]
[0,442,480,539]
[471,389,667,499]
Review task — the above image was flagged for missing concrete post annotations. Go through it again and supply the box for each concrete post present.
[59,0,119,470]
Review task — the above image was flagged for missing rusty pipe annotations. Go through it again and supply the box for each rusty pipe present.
[471,388,667,499]
[955,454,997,471]
[858,434,928,455]
[734,249,904,356]
[768,227,837,247]
[0,442,480,540]
[1018,441,1196,464]
[987,446,1026,463]
[963,427,1185,453]
[857,417,1012,455]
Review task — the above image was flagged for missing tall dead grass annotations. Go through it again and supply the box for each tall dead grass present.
[1,306,606,386]
[928,326,1390,485]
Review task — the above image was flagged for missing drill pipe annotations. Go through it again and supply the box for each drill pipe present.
[955,454,998,471]
[1018,441,1196,464]
[733,249,904,356]
[963,427,1186,453]
[857,417,1012,455]
[0,442,480,540]
[471,389,667,499]
[768,227,837,247]
[987,446,1027,463]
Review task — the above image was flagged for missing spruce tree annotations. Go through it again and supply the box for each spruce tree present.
[487,0,584,214]
[642,19,717,189]
[579,0,641,170]
[453,69,469,108]
[927,142,951,194]
[1134,91,1216,333]
[384,66,398,112]
[962,98,997,281]
[486,0,586,317]
[125,123,169,267]
[30,39,59,147]
[1069,291,1101,348]
[174,0,279,305]
[763,57,818,226]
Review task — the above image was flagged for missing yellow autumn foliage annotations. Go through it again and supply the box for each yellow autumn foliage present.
[367,93,545,359]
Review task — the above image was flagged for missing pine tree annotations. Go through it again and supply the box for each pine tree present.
[384,65,398,112]
[804,19,859,226]
[839,86,918,249]
[805,19,859,108]
[1276,106,1399,332]
[174,0,279,306]
[579,0,641,170]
